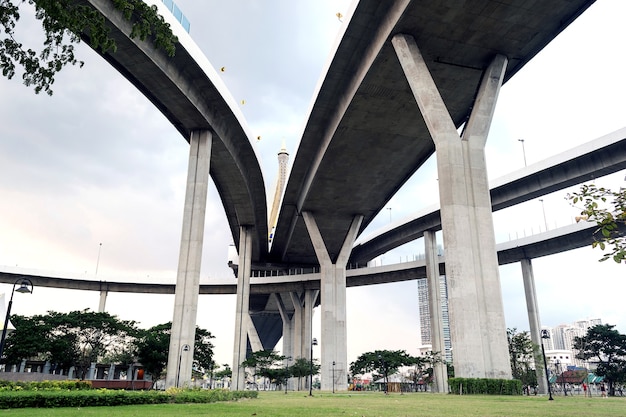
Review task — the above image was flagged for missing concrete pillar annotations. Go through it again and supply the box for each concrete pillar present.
[87,362,96,380]
[276,293,295,390]
[392,33,511,379]
[19,359,26,373]
[424,230,448,393]
[43,361,51,374]
[108,364,115,380]
[303,212,362,391]
[98,287,107,313]
[232,226,253,390]
[521,258,547,395]
[165,130,213,388]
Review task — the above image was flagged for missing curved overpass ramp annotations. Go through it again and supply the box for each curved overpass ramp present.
[79,0,268,261]
[270,0,595,266]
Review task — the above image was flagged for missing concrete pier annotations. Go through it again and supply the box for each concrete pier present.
[303,212,362,391]
[393,33,511,379]
[165,130,212,388]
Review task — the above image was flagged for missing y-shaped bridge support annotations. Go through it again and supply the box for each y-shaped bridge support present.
[393,34,511,379]
[303,212,363,391]
[276,290,319,390]
[165,130,212,388]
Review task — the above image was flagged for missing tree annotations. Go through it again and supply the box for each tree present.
[507,328,538,389]
[350,350,415,379]
[289,357,320,391]
[46,310,138,380]
[567,184,626,263]
[241,349,284,390]
[574,324,626,396]
[1,0,178,95]
[135,322,215,385]
[134,322,171,383]
[4,310,138,379]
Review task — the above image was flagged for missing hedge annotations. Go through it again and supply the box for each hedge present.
[448,378,522,395]
[0,380,92,391]
[0,388,258,408]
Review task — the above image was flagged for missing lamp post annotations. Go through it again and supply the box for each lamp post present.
[309,338,317,396]
[0,279,33,365]
[540,330,554,401]
[332,361,336,393]
[538,199,548,231]
[518,139,527,167]
[176,343,190,388]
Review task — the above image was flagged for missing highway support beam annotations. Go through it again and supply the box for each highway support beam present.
[276,290,319,390]
[303,212,363,392]
[424,230,448,393]
[166,130,212,389]
[232,226,254,390]
[393,34,512,379]
[521,258,548,395]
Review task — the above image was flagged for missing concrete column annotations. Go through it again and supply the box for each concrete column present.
[521,258,547,395]
[87,362,96,380]
[108,364,115,380]
[276,293,295,390]
[19,359,26,373]
[98,290,107,312]
[424,230,448,393]
[303,212,362,391]
[43,361,51,374]
[165,130,213,388]
[393,33,511,379]
[232,226,253,390]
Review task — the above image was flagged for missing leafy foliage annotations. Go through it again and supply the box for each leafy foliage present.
[0,387,256,409]
[507,328,538,387]
[3,310,137,378]
[349,349,416,379]
[135,322,214,383]
[0,0,177,95]
[4,312,214,383]
[448,377,522,395]
[567,184,626,263]
[573,324,626,396]
[289,357,319,390]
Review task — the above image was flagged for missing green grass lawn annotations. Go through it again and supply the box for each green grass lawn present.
[1,391,624,417]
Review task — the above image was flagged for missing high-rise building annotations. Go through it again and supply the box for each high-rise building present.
[418,274,452,362]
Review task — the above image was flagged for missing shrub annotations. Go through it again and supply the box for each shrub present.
[0,380,91,391]
[0,388,257,409]
[448,378,522,395]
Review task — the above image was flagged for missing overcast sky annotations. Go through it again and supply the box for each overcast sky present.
[0,0,625,369]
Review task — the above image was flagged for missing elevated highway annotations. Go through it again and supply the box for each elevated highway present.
[0,219,609,294]
[351,127,626,264]
[56,0,599,389]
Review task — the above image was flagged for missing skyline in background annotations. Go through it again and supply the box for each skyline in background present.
[0,1,625,369]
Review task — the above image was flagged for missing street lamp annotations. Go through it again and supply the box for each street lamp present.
[176,343,190,388]
[309,338,318,396]
[538,199,548,231]
[0,279,33,365]
[518,139,527,167]
[540,330,554,401]
[332,361,336,393]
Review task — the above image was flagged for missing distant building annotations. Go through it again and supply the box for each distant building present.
[417,273,452,363]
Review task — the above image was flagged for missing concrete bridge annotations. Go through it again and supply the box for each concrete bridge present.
[54,0,602,391]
